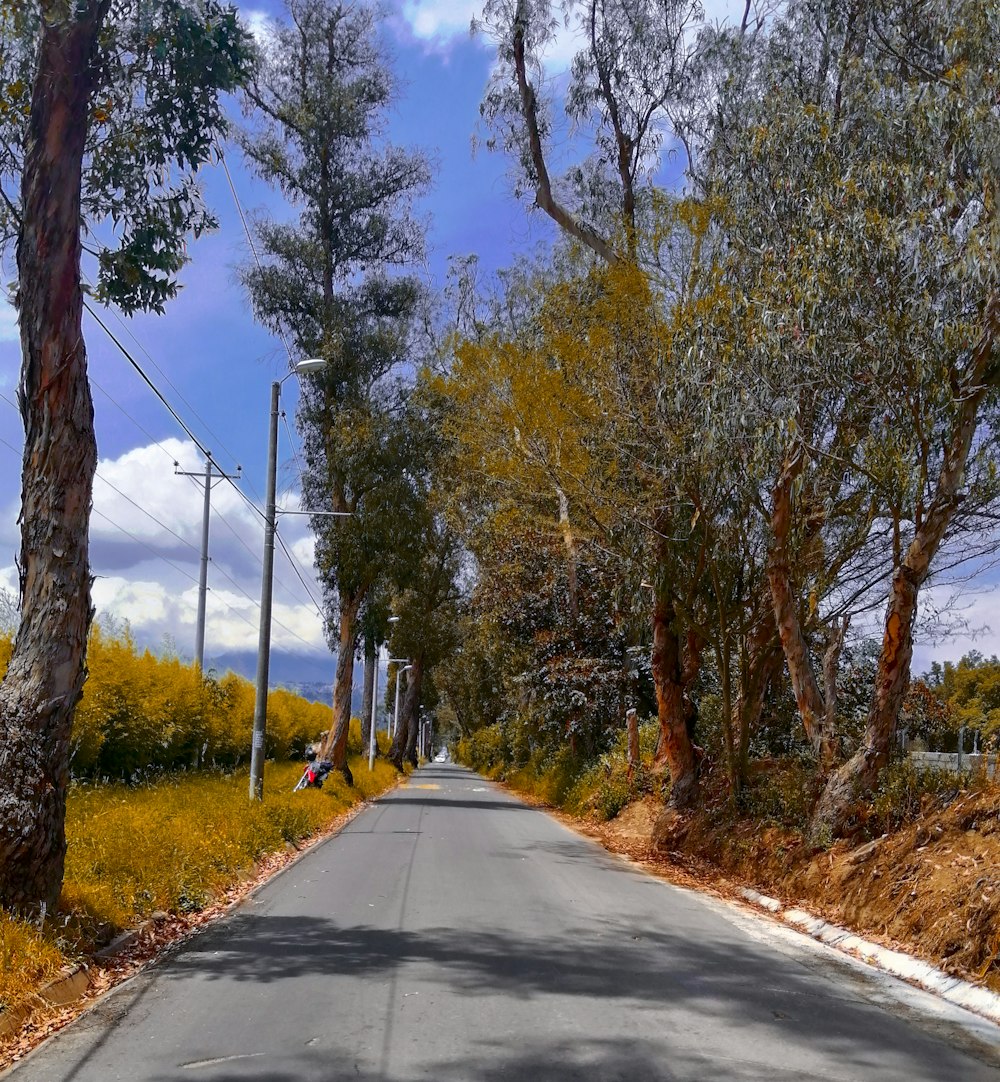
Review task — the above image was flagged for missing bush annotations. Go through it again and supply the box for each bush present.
[0,914,63,1012]
[866,760,967,834]
[0,627,334,779]
[60,758,396,928]
[457,724,508,775]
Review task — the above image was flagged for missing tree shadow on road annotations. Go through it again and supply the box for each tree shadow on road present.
[156,912,1000,1082]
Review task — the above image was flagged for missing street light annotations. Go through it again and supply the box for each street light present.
[249,358,327,801]
[388,658,411,739]
[367,619,402,769]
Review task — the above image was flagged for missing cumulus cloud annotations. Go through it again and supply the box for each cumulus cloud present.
[400,0,752,63]
[86,438,327,657]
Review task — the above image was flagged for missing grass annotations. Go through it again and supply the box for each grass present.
[0,750,401,1022]
[0,916,63,1013]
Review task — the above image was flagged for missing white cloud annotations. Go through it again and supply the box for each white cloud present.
[86,439,326,657]
[401,0,480,41]
[241,7,278,45]
[401,0,753,63]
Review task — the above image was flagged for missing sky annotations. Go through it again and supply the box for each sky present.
[0,0,994,695]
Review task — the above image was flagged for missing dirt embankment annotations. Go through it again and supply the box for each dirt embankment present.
[566,788,1000,995]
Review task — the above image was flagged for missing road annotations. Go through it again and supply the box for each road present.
[7,763,1000,1082]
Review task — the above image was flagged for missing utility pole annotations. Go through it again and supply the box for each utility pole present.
[175,454,241,671]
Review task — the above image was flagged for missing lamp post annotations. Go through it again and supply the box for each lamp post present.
[367,620,402,770]
[249,357,327,802]
[388,659,411,739]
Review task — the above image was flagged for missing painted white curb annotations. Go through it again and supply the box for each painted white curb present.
[740,888,1000,1025]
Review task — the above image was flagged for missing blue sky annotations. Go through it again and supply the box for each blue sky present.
[0,0,990,691]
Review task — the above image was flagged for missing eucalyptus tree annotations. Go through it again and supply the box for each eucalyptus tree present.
[810,0,1000,833]
[238,0,430,782]
[696,0,1000,831]
[475,0,719,802]
[0,0,250,915]
[386,512,463,768]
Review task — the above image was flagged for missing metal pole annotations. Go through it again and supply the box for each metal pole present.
[368,647,379,770]
[249,380,281,801]
[392,663,411,738]
[392,667,402,739]
[194,454,213,671]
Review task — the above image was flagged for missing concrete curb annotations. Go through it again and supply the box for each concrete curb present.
[739,888,1000,1025]
[0,965,92,1039]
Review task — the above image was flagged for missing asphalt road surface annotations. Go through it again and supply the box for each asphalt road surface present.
[7,763,1000,1082]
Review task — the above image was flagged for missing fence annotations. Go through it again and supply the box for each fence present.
[909,751,998,779]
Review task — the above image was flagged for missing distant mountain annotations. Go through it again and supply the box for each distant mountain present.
[205,649,362,713]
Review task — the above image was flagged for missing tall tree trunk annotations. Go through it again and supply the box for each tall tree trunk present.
[650,591,698,807]
[814,301,1000,838]
[389,656,422,769]
[556,486,578,622]
[734,611,782,796]
[321,591,362,784]
[767,458,839,769]
[0,2,107,916]
[359,635,375,757]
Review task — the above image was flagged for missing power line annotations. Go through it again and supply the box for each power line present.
[3,384,320,617]
[90,377,192,470]
[85,303,212,459]
[218,149,296,367]
[96,296,252,490]
[209,556,322,652]
[89,508,202,586]
[274,530,325,617]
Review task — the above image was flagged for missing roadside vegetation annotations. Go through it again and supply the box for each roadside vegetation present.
[0,629,401,1027]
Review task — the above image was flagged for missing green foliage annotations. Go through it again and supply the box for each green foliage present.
[867,760,967,836]
[933,653,1000,746]
[736,761,818,832]
[0,0,253,313]
[454,723,509,776]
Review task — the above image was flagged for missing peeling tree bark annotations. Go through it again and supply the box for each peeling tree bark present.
[732,608,781,795]
[766,456,839,770]
[0,1,108,916]
[650,591,698,807]
[389,656,423,769]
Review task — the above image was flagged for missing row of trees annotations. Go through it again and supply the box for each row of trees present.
[431,0,1000,837]
[237,0,462,781]
[0,0,460,915]
[1,624,331,777]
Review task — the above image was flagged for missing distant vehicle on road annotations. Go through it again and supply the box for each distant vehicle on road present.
[434,749,449,763]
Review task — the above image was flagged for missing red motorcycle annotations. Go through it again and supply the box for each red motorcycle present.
[293,747,333,791]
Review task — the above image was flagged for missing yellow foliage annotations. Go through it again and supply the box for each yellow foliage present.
[0,914,63,1012]
[0,626,336,777]
[0,756,399,1021]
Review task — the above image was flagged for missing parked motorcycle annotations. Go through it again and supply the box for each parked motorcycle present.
[293,747,334,791]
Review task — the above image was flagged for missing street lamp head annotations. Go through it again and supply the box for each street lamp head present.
[294,357,327,375]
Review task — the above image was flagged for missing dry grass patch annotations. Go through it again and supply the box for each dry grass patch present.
[1,754,400,1027]
[0,916,63,1013]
